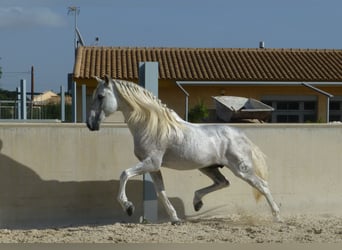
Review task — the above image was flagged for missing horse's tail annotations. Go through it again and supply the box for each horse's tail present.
[250,141,269,202]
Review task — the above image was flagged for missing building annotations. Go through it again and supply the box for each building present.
[73,46,342,123]
[33,91,58,104]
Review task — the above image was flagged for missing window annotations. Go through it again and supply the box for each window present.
[277,115,299,123]
[277,101,299,110]
[329,98,342,122]
[261,96,317,123]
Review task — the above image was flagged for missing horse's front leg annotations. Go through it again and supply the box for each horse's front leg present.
[117,156,160,217]
[149,170,181,224]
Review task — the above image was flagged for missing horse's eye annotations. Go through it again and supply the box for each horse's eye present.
[97,94,104,100]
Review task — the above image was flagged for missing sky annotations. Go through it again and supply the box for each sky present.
[0,0,342,92]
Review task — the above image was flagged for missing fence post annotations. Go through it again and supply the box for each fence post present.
[139,62,159,223]
[20,79,27,120]
[60,86,65,122]
[71,81,77,123]
[82,84,87,123]
[16,86,21,120]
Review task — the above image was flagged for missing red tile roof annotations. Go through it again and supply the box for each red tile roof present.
[73,46,342,82]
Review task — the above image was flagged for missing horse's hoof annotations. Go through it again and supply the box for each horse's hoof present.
[171,220,183,226]
[194,200,203,212]
[273,215,284,223]
[126,204,135,216]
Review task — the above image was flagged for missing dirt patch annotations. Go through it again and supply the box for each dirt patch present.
[0,214,341,243]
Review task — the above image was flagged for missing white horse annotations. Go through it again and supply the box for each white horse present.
[87,75,281,224]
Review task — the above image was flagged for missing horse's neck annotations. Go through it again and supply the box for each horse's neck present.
[114,94,139,131]
[117,101,132,122]
[112,82,185,143]
[111,83,129,120]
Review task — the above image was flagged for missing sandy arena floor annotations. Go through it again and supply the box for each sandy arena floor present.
[0,214,341,243]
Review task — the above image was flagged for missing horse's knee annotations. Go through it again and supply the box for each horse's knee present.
[119,170,128,181]
[221,178,230,187]
[213,179,230,190]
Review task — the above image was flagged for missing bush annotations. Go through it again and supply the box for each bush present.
[188,100,209,123]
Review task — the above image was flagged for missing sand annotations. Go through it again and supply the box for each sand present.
[0,214,341,243]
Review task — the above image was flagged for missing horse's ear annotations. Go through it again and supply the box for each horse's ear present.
[93,76,102,83]
[104,75,111,86]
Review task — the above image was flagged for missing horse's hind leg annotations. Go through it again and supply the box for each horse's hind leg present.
[233,168,281,222]
[149,170,181,224]
[193,165,230,212]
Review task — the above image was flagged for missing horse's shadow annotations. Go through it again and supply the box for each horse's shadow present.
[0,139,185,229]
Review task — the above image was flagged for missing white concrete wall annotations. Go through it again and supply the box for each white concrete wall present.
[0,123,140,228]
[0,123,341,228]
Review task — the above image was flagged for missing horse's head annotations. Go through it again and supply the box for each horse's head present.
[87,75,118,131]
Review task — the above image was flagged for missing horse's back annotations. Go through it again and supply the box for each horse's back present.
[162,123,250,170]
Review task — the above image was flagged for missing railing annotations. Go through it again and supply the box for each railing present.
[0,100,71,121]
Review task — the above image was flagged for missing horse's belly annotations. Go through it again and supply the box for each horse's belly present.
[162,158,207,170]
[162,145,222,170]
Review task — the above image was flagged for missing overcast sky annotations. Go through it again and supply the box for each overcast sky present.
[0,0,341,92]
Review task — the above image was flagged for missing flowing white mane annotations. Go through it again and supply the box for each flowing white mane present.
[113,79,184,143]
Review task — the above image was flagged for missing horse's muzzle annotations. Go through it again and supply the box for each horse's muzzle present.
[86,119,100,131]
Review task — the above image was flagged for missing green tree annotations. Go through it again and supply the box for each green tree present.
[0,88,17,100]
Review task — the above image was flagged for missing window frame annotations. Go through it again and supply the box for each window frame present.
[261,95,318,123]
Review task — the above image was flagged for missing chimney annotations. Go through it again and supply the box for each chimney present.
[259,41,265,49]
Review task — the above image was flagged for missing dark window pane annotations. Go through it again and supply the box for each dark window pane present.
[277,101,299,110]
[288,102,299,110]
[304,115,317,123]
[329,115,341,122]
[277,102,287,110]
[330,101,340,110]
[304,101,316,110]
[277,115,299,123]
[288,115,299,122]
[277,115,287,122]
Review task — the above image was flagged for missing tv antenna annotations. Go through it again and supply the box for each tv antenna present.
[67,6,81,59]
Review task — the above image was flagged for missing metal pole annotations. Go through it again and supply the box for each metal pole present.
[71,81,77,123]
[82,84,86,123]
[16,86,21,120]
[139,62,159,223]
[30,66,34,119]
[301,82,333,123]
[74,8,77,50]
[327,96,330,123]
[68,6,80,60]
[20,79,27,120]
[185,95,189,121]
[60,85,65,122]
[176,81,190,121]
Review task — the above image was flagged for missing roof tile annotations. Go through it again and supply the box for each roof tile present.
[73,47,342,82]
